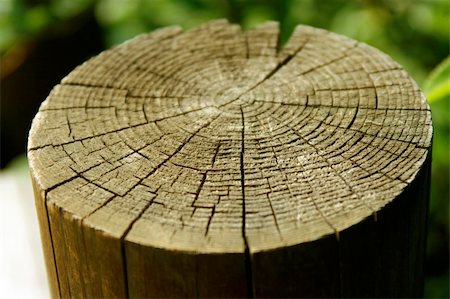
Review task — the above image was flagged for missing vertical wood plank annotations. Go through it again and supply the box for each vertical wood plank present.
[31,177,61,299]
[252,236,341,297]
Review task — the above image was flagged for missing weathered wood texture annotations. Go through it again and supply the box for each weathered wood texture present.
[28,20,432,298]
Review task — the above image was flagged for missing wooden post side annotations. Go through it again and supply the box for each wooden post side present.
[31,176,61,299]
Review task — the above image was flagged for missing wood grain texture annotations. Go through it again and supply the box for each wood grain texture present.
[28,20,432,298]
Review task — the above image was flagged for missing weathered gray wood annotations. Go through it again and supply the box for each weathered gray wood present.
[28,19,432,298]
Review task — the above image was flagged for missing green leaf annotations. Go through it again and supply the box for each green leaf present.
[424,56,450,102]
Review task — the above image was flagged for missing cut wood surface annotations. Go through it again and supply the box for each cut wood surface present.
[28,20,432,298]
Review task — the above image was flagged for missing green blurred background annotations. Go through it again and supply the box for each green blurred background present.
[1,0,448,297]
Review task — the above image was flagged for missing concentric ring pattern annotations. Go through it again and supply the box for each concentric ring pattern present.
[28,20,432,253]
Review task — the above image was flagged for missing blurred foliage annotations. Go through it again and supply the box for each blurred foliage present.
[2,0,449,85]
[0,0,92,52]
[425,57,450,298]
[425,56,450,102]
[1,0,449,297]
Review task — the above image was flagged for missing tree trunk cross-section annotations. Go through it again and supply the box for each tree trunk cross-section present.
[28,20,432,298]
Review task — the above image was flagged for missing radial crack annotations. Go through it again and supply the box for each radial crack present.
[29,106,214,151]
[240,106,254,298]
[108,112,223,241]
[218,40,309,109]
[300,42,359,75]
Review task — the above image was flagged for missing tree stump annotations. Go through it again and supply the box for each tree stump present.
[28,20,432,298]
